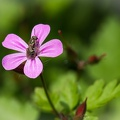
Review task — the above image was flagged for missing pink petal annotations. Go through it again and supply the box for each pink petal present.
[31,24,50,45]
[2,34,28,53]
[39,39,63,57]
[2,53,27,70]
[24,57,43,78]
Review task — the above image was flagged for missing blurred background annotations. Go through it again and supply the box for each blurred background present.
[0,0,120,120]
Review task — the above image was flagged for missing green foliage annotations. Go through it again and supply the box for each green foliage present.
[84,117,98,120]
[34,87,59,111]
[1,0,120,119]
[84,79,120,110]
[0,0,23,31]
[36,0,74,17]
[0,96,38,120]
[33,71,80,113]
[34,73,120,119]
[86,17,120,81]
[84,115,98,120]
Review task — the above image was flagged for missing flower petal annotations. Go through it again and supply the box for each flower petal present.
[2,53,27,70]
[39,39,63,57]
[24,57,43,78]
[31,24,50,45]
[2,34,28,52]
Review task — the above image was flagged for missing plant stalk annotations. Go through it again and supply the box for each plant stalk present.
[40,74,60,118]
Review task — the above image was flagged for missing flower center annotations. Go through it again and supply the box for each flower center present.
[26,36,39,59]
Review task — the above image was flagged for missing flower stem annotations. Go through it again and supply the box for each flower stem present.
[40,74,60,118]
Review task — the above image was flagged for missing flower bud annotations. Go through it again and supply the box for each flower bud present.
[88,53,106,64]
[73,98,87,120]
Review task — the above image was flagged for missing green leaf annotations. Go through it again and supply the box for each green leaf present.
[33,71,80,113]
[97,80,118,103]
[84,79,104,102]
[0,96,38,120]
[33,87,59,111]
[81,112,99,120]
[50,71,80,113]
[112,84,120,97]
[84,79,120,110]
[84,116,98,120]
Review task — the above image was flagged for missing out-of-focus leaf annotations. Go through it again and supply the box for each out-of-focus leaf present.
[86,17,120,81]
[37,0,74,17]
[33,87,59,111]
[0,0,23,31]
[38,112,55,120]
[34,87,51,111]
[84,79,120,110]
[0,96,38,120]
[79,112,98,120]
[33,71,80,113]
[85,79,104,102]
[97,80,118,102]
[50,71,80,113]
[84,116,98,120]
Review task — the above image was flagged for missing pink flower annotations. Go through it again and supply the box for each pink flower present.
[2,24,63,78]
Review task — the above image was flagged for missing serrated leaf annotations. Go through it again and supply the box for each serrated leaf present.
[84,79,120,110]
[50,71,80,113]
[97,80,118,103]
[97,80,120,107]
[33,71,80,113]
[85,79,104,102]
[112,84,120,97]
[82,112,99,120]
[33,87,59,111]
